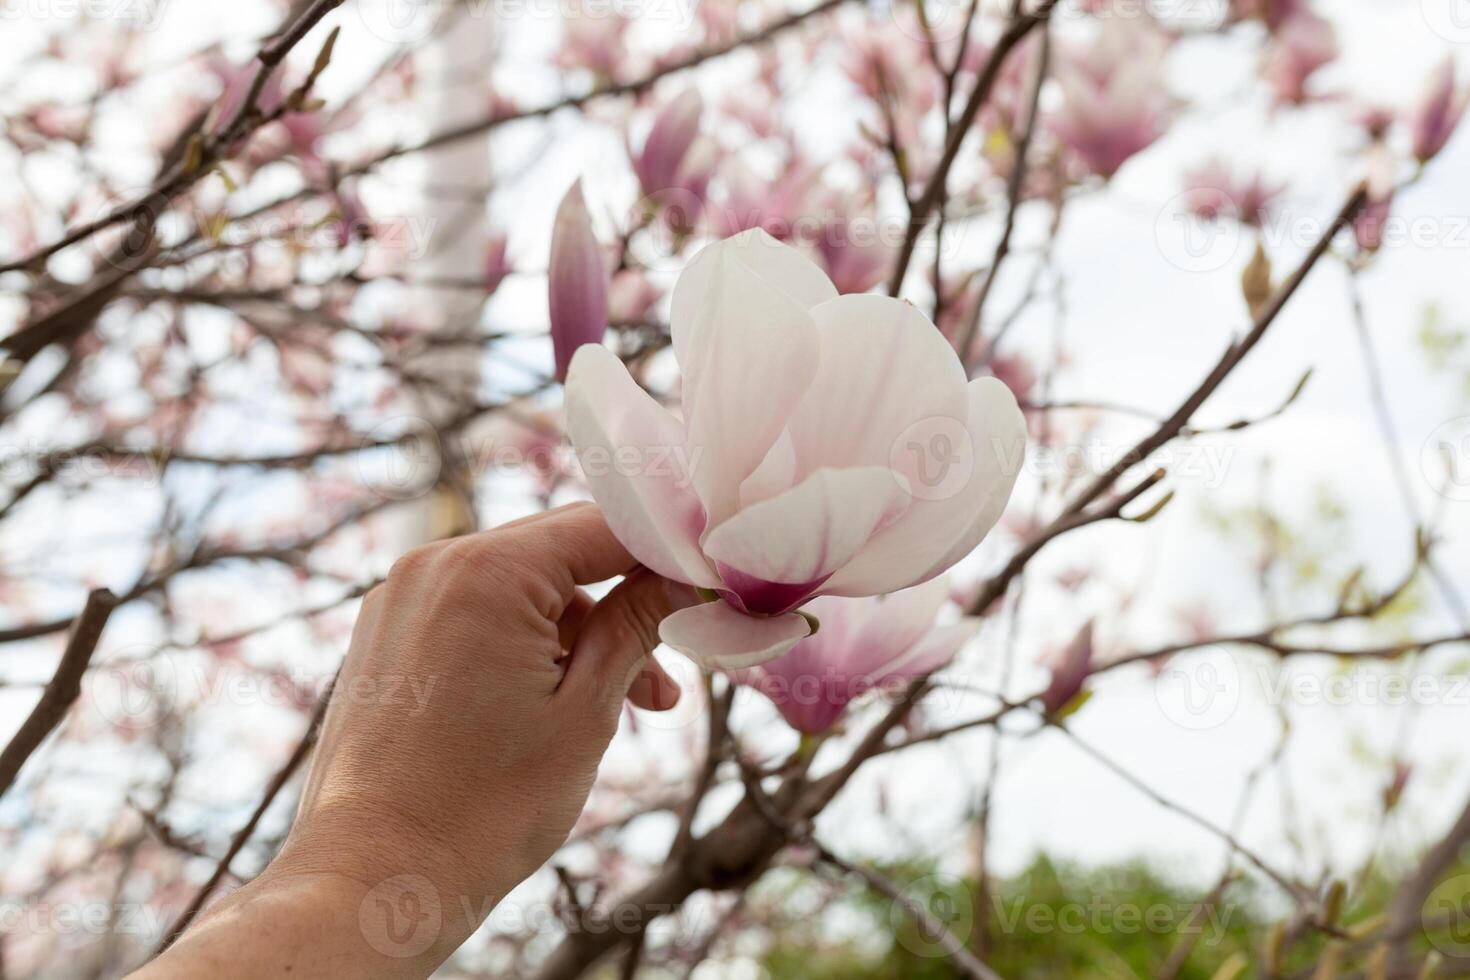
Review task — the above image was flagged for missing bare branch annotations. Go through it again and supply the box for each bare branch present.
[0,588,116,798]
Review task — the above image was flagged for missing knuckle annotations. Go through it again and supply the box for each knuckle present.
[387,543,439,585]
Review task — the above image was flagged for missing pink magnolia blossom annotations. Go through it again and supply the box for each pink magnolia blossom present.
[812,212,893,295]
[734,578,973,733]
[707,155,820,240]
[555,14,630,81]
[1182,159,1284,227]
[1231,0,1305,30]
[1407,56,1469,164]
[1263,12,1338,106]
[1051,22,1170,179]
[548,180,609,382]
[565,230,1025,668]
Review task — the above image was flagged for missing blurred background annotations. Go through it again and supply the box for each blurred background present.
[3,0,1470,976]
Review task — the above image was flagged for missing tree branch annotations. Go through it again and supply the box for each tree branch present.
[0,588,116,798]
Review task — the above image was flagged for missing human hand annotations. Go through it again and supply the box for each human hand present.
[135,503,694,979]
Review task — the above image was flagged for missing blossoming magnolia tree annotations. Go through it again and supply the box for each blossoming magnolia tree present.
[2,0,1470,977]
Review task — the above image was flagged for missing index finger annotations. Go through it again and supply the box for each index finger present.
[495,502,639,586]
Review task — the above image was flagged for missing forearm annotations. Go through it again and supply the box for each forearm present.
[131,868,490,980]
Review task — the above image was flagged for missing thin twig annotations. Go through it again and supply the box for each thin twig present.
[887,0,1061,296]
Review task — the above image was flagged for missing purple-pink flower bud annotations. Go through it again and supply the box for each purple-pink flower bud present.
[1408,56,1469,165]
[548,180,609,382]
[633,89,703,197]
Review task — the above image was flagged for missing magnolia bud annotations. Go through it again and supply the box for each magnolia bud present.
[1409,56,1468,165]
[633,89,703,197]
[548,180,608,382]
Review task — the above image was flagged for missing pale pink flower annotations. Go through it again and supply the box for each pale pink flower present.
[812,212,893,295]
[555,14,629,80]
[609,270,663,326]
[1407,56,1469,164]
[1263,12,1338,106]
[734,579,973,733]
[548,180,609,382]
[565,231,1025,668]
[1051,22,1170,179]
[707,156,820,240]
[1182,159,1284,227]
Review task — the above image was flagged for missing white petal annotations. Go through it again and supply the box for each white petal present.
[660,602,812,670]
[785,294,969,480]
[703,466,911,586]
[680,247,821,526]
[565,345,718,588]
[738,429,797,509]
[822,377,1025,595]
[671,228,837,365]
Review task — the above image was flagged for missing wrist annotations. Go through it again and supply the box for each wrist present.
[135,860,499,980]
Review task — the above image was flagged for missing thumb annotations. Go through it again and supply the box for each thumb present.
[556,568,697,716]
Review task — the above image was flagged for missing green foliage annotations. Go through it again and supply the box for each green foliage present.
[756,853,1470,979]
[759,855,1265,980]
